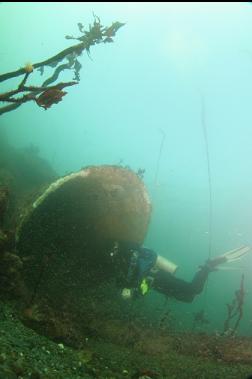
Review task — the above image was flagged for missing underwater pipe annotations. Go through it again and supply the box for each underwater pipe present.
[16,165,152,305]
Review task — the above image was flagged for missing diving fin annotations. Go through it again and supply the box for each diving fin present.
[207,245,251,270]
[215,265,244,271]
[220,245,251,263]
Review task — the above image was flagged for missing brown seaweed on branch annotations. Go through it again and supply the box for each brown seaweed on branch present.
[65,14,124,48]
[0,15,125,116]
[0,82,77,116]
[223,274,245,336]
[35,88,67,110]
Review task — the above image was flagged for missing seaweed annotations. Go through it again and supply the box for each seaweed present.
[0,16,125,116]
[223,274,245,336]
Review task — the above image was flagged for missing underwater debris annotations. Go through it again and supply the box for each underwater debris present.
[223,274,245,336]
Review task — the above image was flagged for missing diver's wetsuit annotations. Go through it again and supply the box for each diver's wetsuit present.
[150,264,210,303]
[115,242,211,303]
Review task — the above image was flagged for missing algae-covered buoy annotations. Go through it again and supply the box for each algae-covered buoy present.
[17,165,151,306]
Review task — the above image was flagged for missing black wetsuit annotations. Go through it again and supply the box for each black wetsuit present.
[114,242,211,303]
[151,264,210,303]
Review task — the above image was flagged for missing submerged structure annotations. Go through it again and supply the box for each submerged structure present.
[17,165,152,307]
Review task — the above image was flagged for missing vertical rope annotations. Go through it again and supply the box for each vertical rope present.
[154,129,166,186]
[200,95,213,310]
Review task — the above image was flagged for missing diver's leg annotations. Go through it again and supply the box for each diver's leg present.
[151,265,211,303]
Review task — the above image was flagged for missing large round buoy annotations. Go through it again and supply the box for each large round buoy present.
[17,165,152,307]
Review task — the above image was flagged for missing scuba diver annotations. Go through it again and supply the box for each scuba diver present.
[110,242,251,302]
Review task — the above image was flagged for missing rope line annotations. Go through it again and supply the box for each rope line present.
[200,95,213,311]
[201,96,213,261]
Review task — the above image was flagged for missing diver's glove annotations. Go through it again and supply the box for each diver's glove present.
[121,287,143,300]
[204,245,251,272]
[121,288,133,300]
